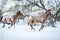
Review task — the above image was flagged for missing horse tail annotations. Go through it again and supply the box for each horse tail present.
[24,16,34,26]
[0,16,3,22]
[24,16,30,25]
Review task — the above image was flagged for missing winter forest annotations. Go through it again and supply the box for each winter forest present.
[0,0,60,40]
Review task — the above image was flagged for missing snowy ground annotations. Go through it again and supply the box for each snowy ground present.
[0,19,60,40]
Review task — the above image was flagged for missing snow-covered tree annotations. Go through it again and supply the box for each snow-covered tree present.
[0,0,60,27]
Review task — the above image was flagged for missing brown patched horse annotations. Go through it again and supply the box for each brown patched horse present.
[24,10,51,31]
[2,11,24,28]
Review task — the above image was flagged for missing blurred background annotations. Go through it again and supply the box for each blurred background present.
[0,0,60,40]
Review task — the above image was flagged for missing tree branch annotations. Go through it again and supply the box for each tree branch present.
[54,8,60,17]
[27,0,47,10]
[39,0,47,10]
[24,3,33,7]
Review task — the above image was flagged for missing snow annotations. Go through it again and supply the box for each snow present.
[0,19,60,40]
[0,0,60,40]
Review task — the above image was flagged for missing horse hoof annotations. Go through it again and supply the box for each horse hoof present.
[33,29,35,31]
[2,26,5,28]
[39,29,40,31]
[39,29,42,31]
[31,28,35,31]
[8,27,11,28]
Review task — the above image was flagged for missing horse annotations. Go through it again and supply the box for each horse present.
[24,10,51,31]
[2,11,24,28]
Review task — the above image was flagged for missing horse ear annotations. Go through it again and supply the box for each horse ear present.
[18,11,20,13]
[17,11,20,13]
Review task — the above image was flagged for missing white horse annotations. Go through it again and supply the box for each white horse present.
[24,10,51,31]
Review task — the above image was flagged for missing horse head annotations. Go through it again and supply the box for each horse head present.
[45,9,51,17]
[17,11,24,16]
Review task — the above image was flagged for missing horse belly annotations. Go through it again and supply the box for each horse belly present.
[2,18,11,23]
[34,17,44,23]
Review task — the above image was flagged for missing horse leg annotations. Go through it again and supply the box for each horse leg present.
[18,19,19,22]
[8,21,15,28]
[8,18,14,28]
[2,18,7,28]
[11,22,14,26]
[8,23,13,28]
[2,21,5,28]
[39,23,44,31]
[8,22,13,28]
[30,20,35,31]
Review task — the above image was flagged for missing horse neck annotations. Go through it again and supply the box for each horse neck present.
[13,15,19,21]
[44,13,50,19]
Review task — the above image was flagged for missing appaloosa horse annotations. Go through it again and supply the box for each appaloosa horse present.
[2,11,24,28]
[24,10,51,31]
